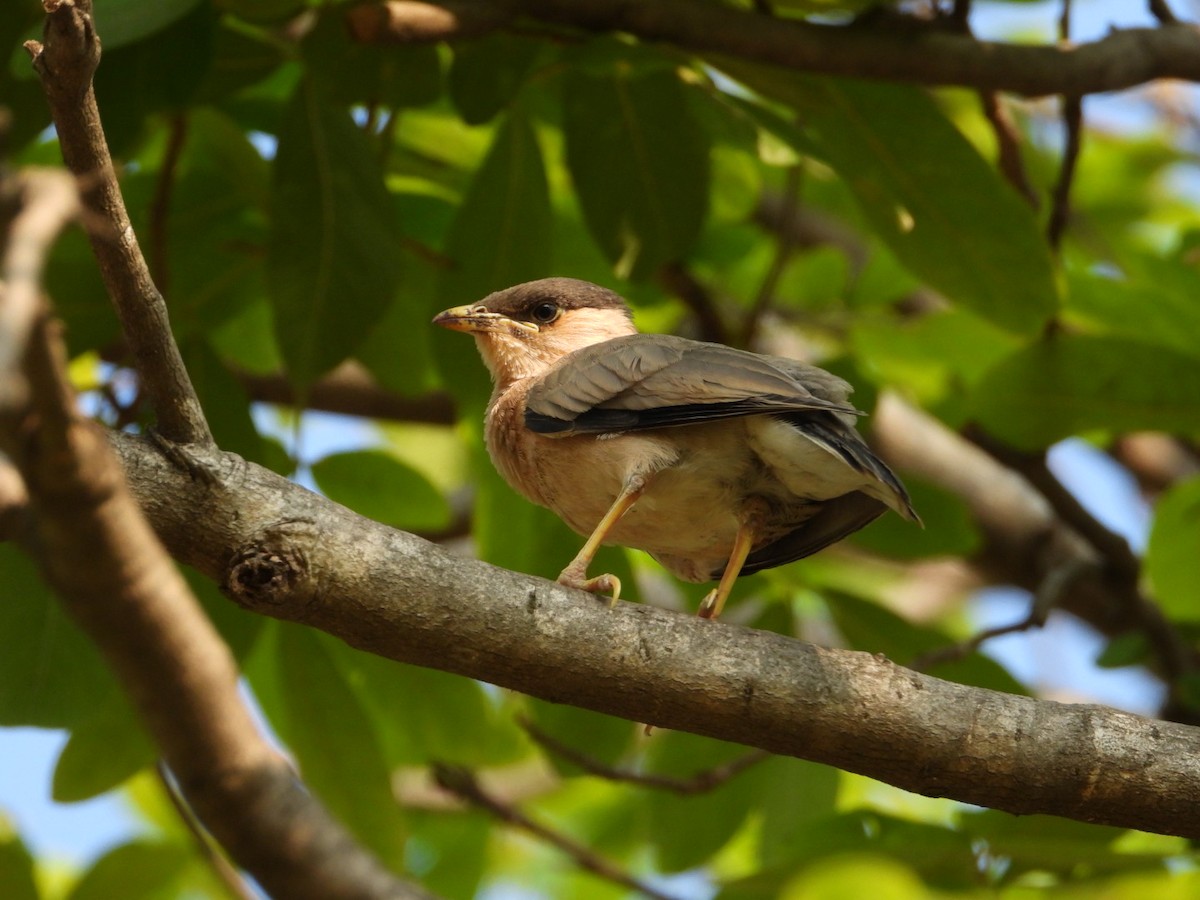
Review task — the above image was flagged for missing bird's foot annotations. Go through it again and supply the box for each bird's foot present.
[697,588,726,620]
[557,567,621,606]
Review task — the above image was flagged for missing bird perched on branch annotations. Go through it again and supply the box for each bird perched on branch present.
[434,278,918,619]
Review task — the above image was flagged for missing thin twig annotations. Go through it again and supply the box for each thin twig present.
[148,115,188,303]
[910,559,1089,671]
[518,715,769,793]
[965,427,1194,692]
[155,763,258,900]
[433,764,680,900]
[1148,0,1178,24]
[979,91,1039,208]
[25,1,213,445]
[1047,0,1082,250]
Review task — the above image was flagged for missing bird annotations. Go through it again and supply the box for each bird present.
[434,277,918,619]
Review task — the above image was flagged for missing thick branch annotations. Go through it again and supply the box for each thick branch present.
[25,0,212,445]
[109,433,1200,839]
[348,0,1200,98]
[0,165,432,900]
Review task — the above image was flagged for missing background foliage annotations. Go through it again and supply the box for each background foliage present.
[2,0,1199,897]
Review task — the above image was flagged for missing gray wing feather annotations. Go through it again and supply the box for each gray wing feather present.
[527,335,859,434]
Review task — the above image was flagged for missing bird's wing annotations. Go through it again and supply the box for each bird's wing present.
[736,491,887,578]
[525,335,860,435]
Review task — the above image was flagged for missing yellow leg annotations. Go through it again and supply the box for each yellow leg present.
[557,474,647,604]
[698,502,766,620]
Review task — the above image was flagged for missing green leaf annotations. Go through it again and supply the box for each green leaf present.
[302,10,441,108]
[311,449,451,533]
[644,731,760,872]
[563,63,710,279]
[1065,269,1200,361]
[276,624,406,868]
[1147,477,1200,622]
[1096,631,1153,669]
[827,593,1027,695]
[161,108,269,337]
[972,336,1200,449]
[53,693,154,802]
[66,841,188,900]
[725,69,1057,334]
[268,79,402,390]
[0,824,39,900]
[336,652,520,767]
[436,110,553,304]
[0,546,117,728]
[526,700,637,776]
[435,111,553,407]
[407,811,490,899]
[450,34,544,125]
[961,810,1157,879]
[757,758,839,867]
[92,4,217,155]
[181,339,265,465]
[851,478,979,561]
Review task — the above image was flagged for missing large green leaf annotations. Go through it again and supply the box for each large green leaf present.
[311,449,451,533]
[1147,477,1200,622]
[643,731,762,872]
[335,650,521,767]
[449,34,544,125]
[723,68,1056,335]
[162,108,269,337]
[1065,269,1200,361]
[972,335,1200,449]
[268,79,402,390]
[0,546,116,728]
[436,110,553,304]
[301,10,441,108]
[563,62,710,279]
[435,111,553,407]
[276,624,406,869]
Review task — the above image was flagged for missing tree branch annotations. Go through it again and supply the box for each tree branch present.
[347,0,1200,98]
[0,168,434,900]
[106,432,1200,840]
[24,0,212,445]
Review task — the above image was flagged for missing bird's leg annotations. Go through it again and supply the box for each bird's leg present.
[698,500,767,620]
[557,474,648,605]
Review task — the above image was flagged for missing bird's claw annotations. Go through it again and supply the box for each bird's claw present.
[698,588,722,619]
[557,570,621,606]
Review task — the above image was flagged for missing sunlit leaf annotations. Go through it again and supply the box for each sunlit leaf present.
[311,449,451,533]
[972,336,1200,448]
[723,67,1057,334]
[53,693,153,803]
[1147,477,1200,622]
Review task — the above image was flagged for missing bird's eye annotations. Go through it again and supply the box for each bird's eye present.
[530,302,560,324]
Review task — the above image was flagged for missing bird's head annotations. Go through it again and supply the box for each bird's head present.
[434,278,637,384]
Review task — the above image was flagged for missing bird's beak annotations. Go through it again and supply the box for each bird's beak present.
[432,305,537,335]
